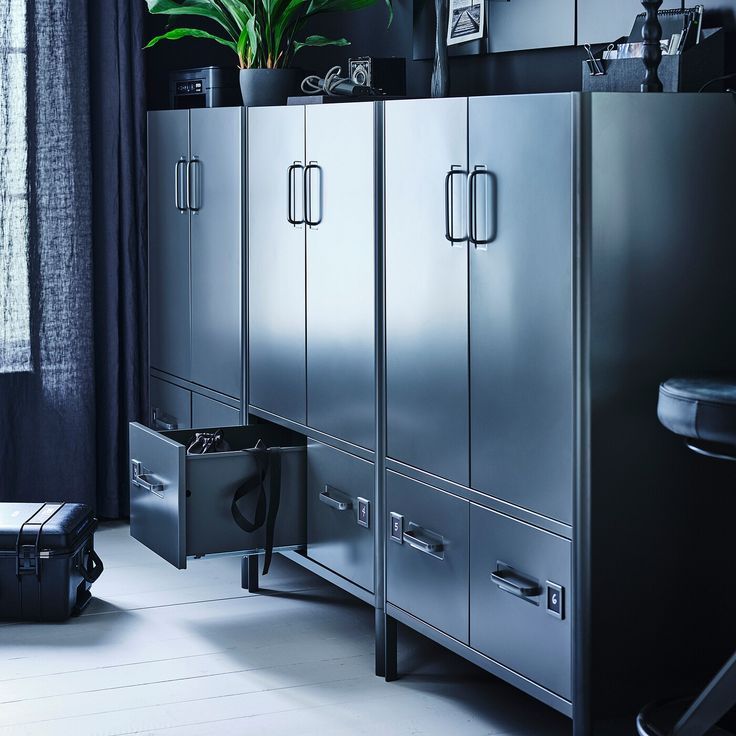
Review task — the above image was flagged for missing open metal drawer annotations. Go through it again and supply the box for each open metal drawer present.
[129,423,306,569]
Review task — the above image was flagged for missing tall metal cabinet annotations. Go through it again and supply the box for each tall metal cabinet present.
[147,107,244,429]
[247,102,381,608]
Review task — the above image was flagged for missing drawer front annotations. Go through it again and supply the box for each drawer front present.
[130,423,306,569]
[470,503,572,700]
[191,393,241,428]
[307,441,374,592]
[150,375,191,430]
[386,471,469,643]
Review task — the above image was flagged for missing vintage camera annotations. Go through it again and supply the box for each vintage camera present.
[347,57,406,96]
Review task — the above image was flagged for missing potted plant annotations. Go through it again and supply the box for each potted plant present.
[145,0,393,107]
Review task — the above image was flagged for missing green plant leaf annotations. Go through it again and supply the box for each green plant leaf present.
[217,0,253,31]
[305,0,392,25]
[145,0,240,40]
[144,26,238,54]
[292,34,350,52]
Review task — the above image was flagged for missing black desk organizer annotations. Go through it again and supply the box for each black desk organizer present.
[582,28,724,93]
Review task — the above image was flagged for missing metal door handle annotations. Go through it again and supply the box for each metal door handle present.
[491,564,542,599]
[187,158,201,212]
[304,162,323,227]
[444,165,467,244]
[287,162,305,225]
[319,485,352,511]
[403,528,444,556]
[175,159,188,212]
[152,408,177,431]
[131,460,164,497]
[468,165,497,248]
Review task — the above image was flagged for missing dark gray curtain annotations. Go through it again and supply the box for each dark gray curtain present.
[0,1,147,517]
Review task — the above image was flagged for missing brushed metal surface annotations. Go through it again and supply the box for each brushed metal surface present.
[469,94,574,525]
[385,470,469,643]
[488,0,575,53]
[248,106,306,423]
[150,375,192,430]
[148,110,190,381]
[384,98,469,485]
[129,422,186,569]
[469,503,572,700]
[191,392,241,428]
[190,108,243,399]
[306,440,375,592]
[305,103,376,450]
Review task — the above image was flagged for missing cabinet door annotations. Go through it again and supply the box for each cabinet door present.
[305,103,375,449]
[191,393,241,428]
[150,375,191,431]
[469,94,573,525]
[148,110,190,381]
[489,0,575,53]
[385,98,469,485]
[190,107,243,400]
[248,106,306,424]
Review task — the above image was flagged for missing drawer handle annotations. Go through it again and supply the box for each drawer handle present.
[131,459,164,498]
[403,528,444,557]
[319,486,352,511]
[152,408,177,431]
[491,564,542,599]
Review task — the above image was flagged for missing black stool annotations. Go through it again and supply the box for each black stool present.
[637,377,736,736]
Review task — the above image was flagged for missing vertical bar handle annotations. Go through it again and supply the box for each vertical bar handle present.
[304,162,323,227]
[468,166,497,248]
[287,162,305,225]
[187,158,201,212]
[175,158,188,212]
[444,165,467,244]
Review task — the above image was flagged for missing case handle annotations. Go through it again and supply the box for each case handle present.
[403,527,444,556]
[131,459,164,498]
[491,563,541,599]
[79,548,104,583]
[319,485,353,511]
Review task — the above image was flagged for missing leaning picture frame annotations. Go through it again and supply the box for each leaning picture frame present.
[447,0,485,46]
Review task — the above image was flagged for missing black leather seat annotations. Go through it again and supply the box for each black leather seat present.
[658,377,736,448]
[638,376,736,736]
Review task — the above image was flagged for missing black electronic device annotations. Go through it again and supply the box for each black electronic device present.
[347,57,406,96]
[169,66,241,109]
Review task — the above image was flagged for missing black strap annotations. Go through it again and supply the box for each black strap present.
[80,548,104,584]
[261,448,282,575]
[229,443,283,576]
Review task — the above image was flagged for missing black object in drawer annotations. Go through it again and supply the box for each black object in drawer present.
[307,440,374,592]
[129,423,306,569]
[386,471,469,643]
[470,503,572,700]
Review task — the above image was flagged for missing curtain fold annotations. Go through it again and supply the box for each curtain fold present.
[0,1,147,516]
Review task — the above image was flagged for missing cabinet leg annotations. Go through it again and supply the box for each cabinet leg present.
[375,610,398,681]
[241,554,259,593]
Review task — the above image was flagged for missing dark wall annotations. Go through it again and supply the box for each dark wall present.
[144,0,736,109]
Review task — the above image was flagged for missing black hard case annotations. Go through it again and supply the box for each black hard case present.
[0,503,102,621]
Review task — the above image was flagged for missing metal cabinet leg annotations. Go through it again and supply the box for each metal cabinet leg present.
[241,554,259,593]
[375,610,398,681]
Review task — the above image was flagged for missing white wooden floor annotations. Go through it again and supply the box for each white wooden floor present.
[0,523,579,736]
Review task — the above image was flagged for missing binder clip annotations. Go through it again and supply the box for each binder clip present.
[584,44,606,77]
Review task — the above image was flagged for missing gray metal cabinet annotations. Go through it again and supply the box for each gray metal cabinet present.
[248,105,306,424]
[489,0,575,53]
[307,440,375,592]
[386,471,469,643]
[189,108,243,399]
[150,375,191,431]
[148,110,190,382]
[384,98,469,485]
[305,103,376,450]
[191,393,240,428]
[148,108,243,401]
[129,423,306,569]
[469,503,572,700]
[469,94,574,525]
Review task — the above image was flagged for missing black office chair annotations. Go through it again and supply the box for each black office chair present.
[637,377,736,736]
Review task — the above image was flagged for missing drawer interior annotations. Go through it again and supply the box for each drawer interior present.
[307,440,375,593]
[130,423,306,569]
[470,503,572,700]
[386,471,469,643]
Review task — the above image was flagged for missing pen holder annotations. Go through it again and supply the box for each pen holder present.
[582,28,724,93]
